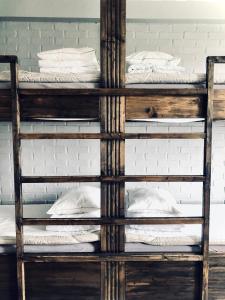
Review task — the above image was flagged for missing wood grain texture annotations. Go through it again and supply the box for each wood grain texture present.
[200,57,214,300]
[21,175,205,184]
[22,217,204,226]
[100,0,126,299]
[2,92,225,120]
[126,262,202,300]
[10,61,25,300]
[1,255,225,300]
[19,132,205,140]
[23,253,203,263]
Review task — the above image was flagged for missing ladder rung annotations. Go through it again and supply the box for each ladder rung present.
[21,176,100,183]
[104,175,205,183]
[0,55,18,63]
[20,133,109,140]
[125,133,205,139]
[22,217,204,226]
[19,133,205,140]
[21,175,205,183]
[23,252,203,263]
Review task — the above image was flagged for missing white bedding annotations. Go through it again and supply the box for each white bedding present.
[1,70,225,85]
[0,204,224,246]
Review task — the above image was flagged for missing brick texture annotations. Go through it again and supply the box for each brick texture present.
[0,20,225,205]
[1,21,225,73]
[0,121,224,205]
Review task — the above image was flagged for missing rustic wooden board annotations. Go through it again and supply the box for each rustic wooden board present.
[1,93,225,121]
[25,262,101,300]
[0,255,224,300]
[126,96,205,119]
[126,262,201,300]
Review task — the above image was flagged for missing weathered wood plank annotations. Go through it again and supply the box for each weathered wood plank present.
[19,132,205,140]
[100,0,126,299]
[23,253,203,263]
[126,262,201,300]
[22,217,204,226]
[11,61,25,300]
[0,55,18,63]
[1,91,225,120]
[1,255,225,300]
[21,175,205,183]
[200,57,214,300]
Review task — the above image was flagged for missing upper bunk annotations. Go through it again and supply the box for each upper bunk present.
[1,74,225,121]
[1,1,225,122]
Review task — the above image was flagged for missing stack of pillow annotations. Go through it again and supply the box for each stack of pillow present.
[37,48,100,74]
[126,187,182,235]
[46,186,100,233]
[46,185,182,241]
[126,51,185,74]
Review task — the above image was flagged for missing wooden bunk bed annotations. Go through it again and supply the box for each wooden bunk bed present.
[0,0,225,299]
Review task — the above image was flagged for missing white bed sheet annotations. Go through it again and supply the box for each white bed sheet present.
[1,70,225,85]
[0,204,224,246]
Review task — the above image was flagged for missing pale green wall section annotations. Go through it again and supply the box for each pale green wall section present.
[0,0,100,18]
[0,0,225,20]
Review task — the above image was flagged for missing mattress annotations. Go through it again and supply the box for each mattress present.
[0,82,100,89]
[1,70,225,89]
[0,244,200,254]
[0,204,225,248]
[0,82,225,90]
[1,244,224,254]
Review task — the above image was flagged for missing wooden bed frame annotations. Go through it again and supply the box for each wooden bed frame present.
[0,0,225,299]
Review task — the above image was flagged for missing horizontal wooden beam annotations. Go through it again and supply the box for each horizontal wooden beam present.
[0,55,18,63]
[103,175,205,183]
[23,253,203,263]
[19,133,205,140]
[21,175,205,183]
[23,217,204,226]
[1,89,225,121]
[207,56,225,64]
[21,176,100,183]
[125,133,205,139]
[18,88,207,97]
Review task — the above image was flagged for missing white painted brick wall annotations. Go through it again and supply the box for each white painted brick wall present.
[1,20,225,205]
[0,121,225,205]
[1,21,225,73]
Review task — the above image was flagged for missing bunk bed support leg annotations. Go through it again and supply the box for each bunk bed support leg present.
[11,60,26,300]
[100,0,126,298]
[201,57,214,300]
[100,96,126,300]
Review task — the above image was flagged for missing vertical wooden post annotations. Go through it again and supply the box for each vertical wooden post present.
[201,57,213,300]
[11,60,25,300]
[100,0,126,299]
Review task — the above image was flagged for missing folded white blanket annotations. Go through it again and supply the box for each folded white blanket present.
[0,70,101,83]
[40,66,100,74]
[39,60,99,68]
[126,227,201,246]
[128,64,185,74]
[126,72,206,84]
[46,211,100,232]
[37,47,98,62]
[1,70,225,85]
[126,51,180,67]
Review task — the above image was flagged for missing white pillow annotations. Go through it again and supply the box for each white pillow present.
[47,186,100,215]
[126,51,180,67]
[127,188,180,215]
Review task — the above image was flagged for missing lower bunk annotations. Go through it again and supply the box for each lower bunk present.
[0,252,224,300]
[0,203,225,299]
